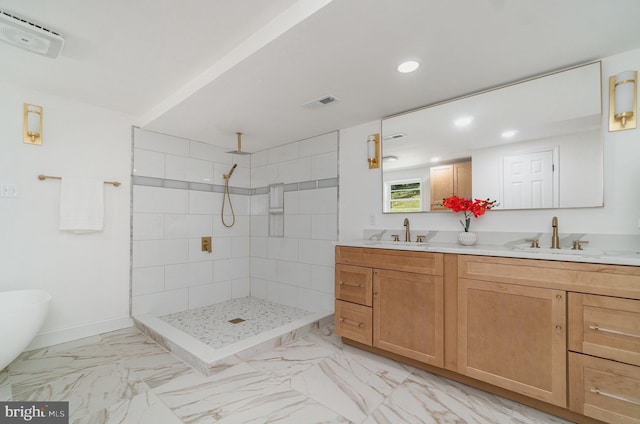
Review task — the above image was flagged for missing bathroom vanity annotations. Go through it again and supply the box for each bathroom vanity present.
[334,244,640,424]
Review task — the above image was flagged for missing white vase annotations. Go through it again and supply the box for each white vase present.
[458,231,477,246]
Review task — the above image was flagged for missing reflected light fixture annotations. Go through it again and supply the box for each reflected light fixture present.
[609,70,637,132]
[23,103,43,145]
[367,133,380,169]
[397,60,420,73]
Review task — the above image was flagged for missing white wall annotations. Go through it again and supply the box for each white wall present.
[339,49,640,240]
[0,81,134,348]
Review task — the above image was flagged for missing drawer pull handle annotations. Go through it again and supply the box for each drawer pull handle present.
[590,388,640,406]
[339,281,364,288]
[339,317,364,328]
[589,324,640,339]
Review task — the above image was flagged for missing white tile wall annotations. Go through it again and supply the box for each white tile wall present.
[132,129,253,316]
[132,129,338,317]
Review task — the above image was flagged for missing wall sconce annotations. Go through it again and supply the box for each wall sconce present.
[23,103,43,145]
[609,70,637,132]
[367,133,380,169]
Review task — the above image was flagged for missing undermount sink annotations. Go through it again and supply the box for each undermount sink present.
[514,246,605,256]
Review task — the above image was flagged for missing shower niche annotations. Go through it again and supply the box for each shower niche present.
[269,183,284,237]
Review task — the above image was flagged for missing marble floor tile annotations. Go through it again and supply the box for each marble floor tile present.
[289,346,413,423]
[367,369,513,424]
[12,364,149,422]
[2,323,577,424]
[154,363,283,423]
[123,350,194,389]
[101,327,169,360]
[0,368,11,401]
[8,336,119,389]
[245,334,339,383]
[207,386,351,424]
[74,391,183,424]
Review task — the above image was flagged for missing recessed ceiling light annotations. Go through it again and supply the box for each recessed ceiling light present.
[397,60,420,73]
[383,155,399,162]
[430,157,441,163]
[501,130,518,138]
[454,116,474,127]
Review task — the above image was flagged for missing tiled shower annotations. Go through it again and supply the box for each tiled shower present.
[130,128,338,319]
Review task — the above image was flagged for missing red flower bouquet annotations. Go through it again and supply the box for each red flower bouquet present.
[441,195,498,232]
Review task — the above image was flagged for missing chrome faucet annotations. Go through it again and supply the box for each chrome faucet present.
[551,216,560,249]
[403,218,411,242]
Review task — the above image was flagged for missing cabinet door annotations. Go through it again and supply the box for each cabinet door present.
[373,269,444,367]
[458,279,567,406]
[429,165,453,211]
[453,161,472,198]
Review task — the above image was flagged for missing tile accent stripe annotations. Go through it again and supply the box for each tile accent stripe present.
[132,175,338,196]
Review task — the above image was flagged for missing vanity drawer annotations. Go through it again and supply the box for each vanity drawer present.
[336,246,443,275]
[335,300,372,346]
[335,264,372,306]
[569,293,640,367]
[569,352,640,424]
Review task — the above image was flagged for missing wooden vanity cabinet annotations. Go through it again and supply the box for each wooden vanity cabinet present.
[334,246,445,367]
[335,247,640,423]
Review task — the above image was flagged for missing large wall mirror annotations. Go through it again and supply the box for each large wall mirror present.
[381,62,603,213]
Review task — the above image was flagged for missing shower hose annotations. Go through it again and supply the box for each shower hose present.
[222,175,235,227]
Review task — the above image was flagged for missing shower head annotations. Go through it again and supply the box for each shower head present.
[226,132,251,155]
[223,163,238,180]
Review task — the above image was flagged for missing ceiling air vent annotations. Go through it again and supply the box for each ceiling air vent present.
[383,133,406,141]
[0,9,64,58]
[302,95,341,110]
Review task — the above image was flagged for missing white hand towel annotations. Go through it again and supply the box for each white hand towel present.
[59,177,104,233]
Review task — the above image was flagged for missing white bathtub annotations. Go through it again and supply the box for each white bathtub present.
[0,290,51,370]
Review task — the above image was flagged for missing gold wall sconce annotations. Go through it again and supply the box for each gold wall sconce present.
[609,70,637,132]
[367,133,380,169]
[23,103,43,144]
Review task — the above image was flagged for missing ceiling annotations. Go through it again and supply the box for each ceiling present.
[2,0,640,153]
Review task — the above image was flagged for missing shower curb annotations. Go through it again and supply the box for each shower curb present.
[133,310,333,376]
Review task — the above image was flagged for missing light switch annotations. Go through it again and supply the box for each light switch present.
[0,184,19,198]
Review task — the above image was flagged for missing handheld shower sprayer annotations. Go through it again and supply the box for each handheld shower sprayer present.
[223,163,238,180]
[222,163,238,227]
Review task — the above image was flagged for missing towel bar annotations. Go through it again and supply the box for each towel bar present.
[37,175,121,187]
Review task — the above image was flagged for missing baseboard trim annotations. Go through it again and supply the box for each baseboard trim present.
[27,316,133,350]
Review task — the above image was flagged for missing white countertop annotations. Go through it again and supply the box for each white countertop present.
[336,240,640,267]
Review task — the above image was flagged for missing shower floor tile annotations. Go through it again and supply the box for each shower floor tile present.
[134,297,333,375]
[160,297,314,350]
